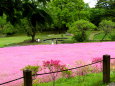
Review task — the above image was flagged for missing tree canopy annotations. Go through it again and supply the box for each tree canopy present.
[0,0,52,42]
[96,0,115,22]
[46,0,90,33]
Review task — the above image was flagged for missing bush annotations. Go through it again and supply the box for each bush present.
[110,34,115,41]
[68,20,96,42]
[43,60,67,86]
[62,69,72,78]
[21,65,41,80]
[99,20,115,40]
[73,32,87,42]
[2,23,17,36]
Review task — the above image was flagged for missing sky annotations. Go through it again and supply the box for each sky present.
[84,0,97,8]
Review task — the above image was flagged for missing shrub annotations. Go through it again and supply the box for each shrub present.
[2,23,17,36]
[43,60,67,86]
[68,20,96,42]
[73,32,87,42]
[99,20,115,41]
[110,34,115,41]
[75,60,92,76]
[62,69,73,78]
[21,65,41,80]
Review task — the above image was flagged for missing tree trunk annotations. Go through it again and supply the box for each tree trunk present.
[31,27,36,42]
[31,34,35,42]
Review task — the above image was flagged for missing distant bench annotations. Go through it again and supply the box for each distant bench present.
[43,38,68,44]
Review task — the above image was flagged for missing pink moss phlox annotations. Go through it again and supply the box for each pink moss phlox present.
[92,57,102,63]
[92,57,103,72]
[43,60,61,68]
[43,59,66,72]
[0,42,115,85]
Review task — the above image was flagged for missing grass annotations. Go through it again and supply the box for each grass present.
[0,35,31,47]
[0,30,115,47]
[0,33,73,47]
[33,72,115,86]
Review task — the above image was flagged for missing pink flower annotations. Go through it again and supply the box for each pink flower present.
[92,57,102,63]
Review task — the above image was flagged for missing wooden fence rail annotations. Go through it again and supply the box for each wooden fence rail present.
[23,54,111,86]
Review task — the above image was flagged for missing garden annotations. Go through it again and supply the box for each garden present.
[0,0,115,86]
[0,42,115,86]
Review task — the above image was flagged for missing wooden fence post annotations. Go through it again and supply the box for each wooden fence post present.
[103,54,110,83]
[23,70,32,86]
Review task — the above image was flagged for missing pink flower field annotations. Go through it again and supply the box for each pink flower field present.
[0,42,115,86]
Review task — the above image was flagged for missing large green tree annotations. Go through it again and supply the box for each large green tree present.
[89,8,106,26]
[0,0,52,42]
[46,0,90,33]
[95,0,115,22]
[68,20,96,42]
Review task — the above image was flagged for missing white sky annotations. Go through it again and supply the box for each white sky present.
[84,0,97,8]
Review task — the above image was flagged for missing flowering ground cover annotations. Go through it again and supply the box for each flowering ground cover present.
[0,42,115,86]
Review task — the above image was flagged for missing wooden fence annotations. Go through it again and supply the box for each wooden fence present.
[23,54,111,86]
[0,54,114,86]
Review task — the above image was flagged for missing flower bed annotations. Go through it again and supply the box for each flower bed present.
[0,42,115,86]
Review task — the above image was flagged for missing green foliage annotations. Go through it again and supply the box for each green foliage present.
[33,72,115,86]
[47,0,90,32]
[0,0,22,25]
[0,15,7,34]
[72,32,87,42]
[110,34,115,41]
[95,0,115,22]
[89,8,106,26]
[99,20,115,32]
[96,0,115,9]
[0,0,52,42]
[68,20,96,33]
[16,18,32,35]
[99,20,115,40]
[68,20,96,42]
[2,23,17,36]
[62,70,72,78]
[22,65,40,75]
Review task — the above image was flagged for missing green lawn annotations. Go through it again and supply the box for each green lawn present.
[0,30,114,47]
[0,35,31,47]
[0,33,73,47]
[33,72,115,86]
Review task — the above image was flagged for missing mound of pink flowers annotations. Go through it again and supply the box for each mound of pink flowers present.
[0,42,115,85]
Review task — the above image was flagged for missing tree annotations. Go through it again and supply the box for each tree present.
[95,0,115,22]
[0,0,52,42]
[99,20,115,41]
[89,8,106,26]
[96,0,115,9]
[68,20,96,42]
[46,0,90,33]
[22,1,52,42]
